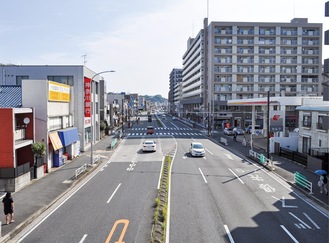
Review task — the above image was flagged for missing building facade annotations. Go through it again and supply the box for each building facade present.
[168,68,182,115]
[181,18,323,128]
[0,65,108,152]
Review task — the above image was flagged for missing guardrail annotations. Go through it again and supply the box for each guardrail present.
[75,164,87,179]
[91,154,100,165]
[220,137,228,146]
[249,150,274,170]
[111,138,118,149]
[294,172,313,194]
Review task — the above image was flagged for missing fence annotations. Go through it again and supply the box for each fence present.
[294,172,313,194]
[249,150,274,170]
[280,148,307,166]
[75,164,87,179]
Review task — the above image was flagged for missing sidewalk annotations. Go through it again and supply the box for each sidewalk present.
[0,132,119,242]
[211,131,329,209]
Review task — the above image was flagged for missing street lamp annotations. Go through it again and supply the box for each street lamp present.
[90,70,115,165]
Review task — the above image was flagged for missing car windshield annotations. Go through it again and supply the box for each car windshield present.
[193,144,204,149]
[144,141,154,145]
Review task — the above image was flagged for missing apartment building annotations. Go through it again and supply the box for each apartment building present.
[181,18,322,128]
[168,68,183,115]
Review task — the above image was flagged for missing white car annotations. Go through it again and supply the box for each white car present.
[189,142,205,157]
[142,140,157,152]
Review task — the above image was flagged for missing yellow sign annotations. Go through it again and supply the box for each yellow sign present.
[48,81,70,102]
[105,219,129,243]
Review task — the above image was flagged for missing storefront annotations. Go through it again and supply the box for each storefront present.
[57,127,80,161]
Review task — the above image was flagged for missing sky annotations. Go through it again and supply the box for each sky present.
[0,0,328,98]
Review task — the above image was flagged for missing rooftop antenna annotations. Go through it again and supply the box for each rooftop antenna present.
[81,54,87,66]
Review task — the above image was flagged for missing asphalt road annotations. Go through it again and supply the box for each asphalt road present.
[10,114,329,243]
[168,118,329,243]
[13,117,166,242]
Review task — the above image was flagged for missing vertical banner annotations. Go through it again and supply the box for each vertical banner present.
[269,110,284,132]
[84,77,91,118]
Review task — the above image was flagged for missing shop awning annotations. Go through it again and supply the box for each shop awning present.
[49,132,63,151]
[58,127,79,146]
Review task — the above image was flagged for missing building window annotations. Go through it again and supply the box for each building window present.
[317,115,324,129]
[47,76,74,86]
[16,76,29,85]
[302,114,311,127]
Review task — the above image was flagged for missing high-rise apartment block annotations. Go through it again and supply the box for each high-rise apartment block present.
[168,68,182,115]
[180,18,323,127]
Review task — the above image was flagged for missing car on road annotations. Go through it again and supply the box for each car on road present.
[245,125,262,134]
[172,116,176,120]
[146,126,154,135]
[223,127,234,136]
[233,127,245,135]
[189,142,205,157]
[162,114,166,119]
[142,140,157,152]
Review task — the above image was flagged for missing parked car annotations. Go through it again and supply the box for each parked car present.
[189,142,205,157]
[223,127,234,136]
[233,127,245,135]
[245,125,262,134]
[142,140,156,152]
[146,126,154,135]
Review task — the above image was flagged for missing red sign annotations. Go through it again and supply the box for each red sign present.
[84,77,91,117]
[272,115,280,121]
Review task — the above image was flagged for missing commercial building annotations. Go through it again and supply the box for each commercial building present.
[180,18,323,129]
[0,65,109,152]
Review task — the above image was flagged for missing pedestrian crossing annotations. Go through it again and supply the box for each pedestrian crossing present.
[127,127,203,137]
[131,127,193,131]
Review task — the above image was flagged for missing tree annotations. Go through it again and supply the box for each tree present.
[31,142,46,158]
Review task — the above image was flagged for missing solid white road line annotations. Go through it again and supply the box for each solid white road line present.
[199,168,208,184]
[157,158,165,190]
[165,139,178,243]
[205,148,213,155]
[280,225,299,243]
[289,212,311,229]
[224,225,235,243]
[303,212,320,229]
[228,168,244,184]
[107,183,121,204]
[79,234,88,243]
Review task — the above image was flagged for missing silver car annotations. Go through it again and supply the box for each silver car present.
[189,142,205,157]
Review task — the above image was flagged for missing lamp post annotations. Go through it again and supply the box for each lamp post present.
[90,70,115,165]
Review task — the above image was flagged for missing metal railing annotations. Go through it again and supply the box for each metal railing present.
[249,150,274,170]
[75,164,87,179]
[294,172,313,194]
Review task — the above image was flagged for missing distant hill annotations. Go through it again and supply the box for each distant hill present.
[143,94,167,104]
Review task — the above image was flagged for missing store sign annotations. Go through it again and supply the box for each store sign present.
[48,81,70,102]
[84,77,91,117]
[270,110,284,132]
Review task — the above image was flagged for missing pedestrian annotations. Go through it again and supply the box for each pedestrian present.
[2,192,14,225]
[318,174,328,195]
[233,132,237,141]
